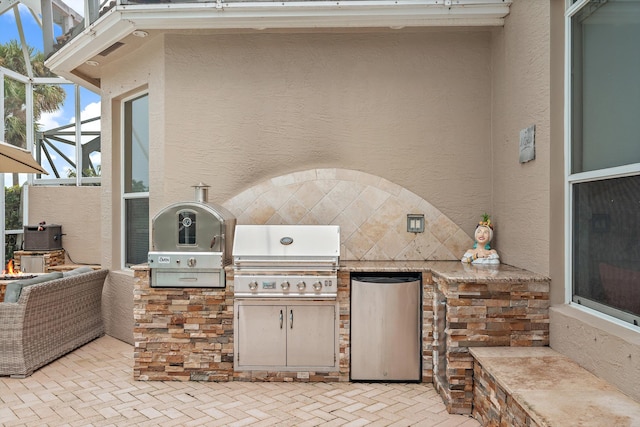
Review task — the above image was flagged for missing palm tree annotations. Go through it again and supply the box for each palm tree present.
[0,40,66,185]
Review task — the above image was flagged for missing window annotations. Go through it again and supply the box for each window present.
[123,93,149,267]
[568,0,640,326]
[34,84,101,185]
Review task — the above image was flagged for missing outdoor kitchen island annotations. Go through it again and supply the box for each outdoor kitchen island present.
[132,260,549,415]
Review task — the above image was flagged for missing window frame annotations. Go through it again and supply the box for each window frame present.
[120,91,150,269]
[565,0,640,328]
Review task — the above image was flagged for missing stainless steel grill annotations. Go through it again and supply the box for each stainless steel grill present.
[148,183,236,288]
[232,224,340,298]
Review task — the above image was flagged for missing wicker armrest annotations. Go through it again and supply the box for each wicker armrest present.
[0,269,108,377]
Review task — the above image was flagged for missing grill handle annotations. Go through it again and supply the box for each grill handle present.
[279,310,283,329]
[290,309,293,329]
[234,259,337,266]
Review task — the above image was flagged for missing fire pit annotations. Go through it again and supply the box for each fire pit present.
[0,259,37,280]
[0,274,37,281]
[0,263,38,302]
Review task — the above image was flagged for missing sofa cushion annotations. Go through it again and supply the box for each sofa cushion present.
[63,266,95,277]
[4,272,64,303]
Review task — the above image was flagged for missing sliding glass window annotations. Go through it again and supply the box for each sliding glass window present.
[568,0,640,326]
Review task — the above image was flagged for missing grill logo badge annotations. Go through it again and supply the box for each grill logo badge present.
[280,236,293,245]
[158,256,171,263]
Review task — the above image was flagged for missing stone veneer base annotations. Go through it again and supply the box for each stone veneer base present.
[132,261,549,419]
[432,271,550,414]
[133,267,235,382]
[133,266,436,383]
[13,249,66,272]
[469,347,640,426]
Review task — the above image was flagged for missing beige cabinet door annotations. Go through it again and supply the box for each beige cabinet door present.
[20,255,45,273]
[286,305,335,368]
[237,305,286,367]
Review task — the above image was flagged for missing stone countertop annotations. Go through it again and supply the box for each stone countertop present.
[136,260,549,283]
[340,260,549,283]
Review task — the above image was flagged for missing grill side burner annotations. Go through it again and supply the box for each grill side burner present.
[232,225,340,298]
[148,184,236,288]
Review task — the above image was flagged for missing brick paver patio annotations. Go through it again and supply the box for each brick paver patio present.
[0,336,480,426]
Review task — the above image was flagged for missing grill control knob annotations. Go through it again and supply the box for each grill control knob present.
[248,281,258,290]
[312,281,323,291]
[281,281,290,291]
[187,257,196,267]
[296,281,306,291]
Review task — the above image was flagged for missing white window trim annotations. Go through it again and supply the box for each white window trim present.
[120,91,149,270]
[564,0,640,330]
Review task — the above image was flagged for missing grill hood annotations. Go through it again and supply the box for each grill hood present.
[233,225,340,265]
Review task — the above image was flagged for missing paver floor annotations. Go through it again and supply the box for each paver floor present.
[0,336,480,426]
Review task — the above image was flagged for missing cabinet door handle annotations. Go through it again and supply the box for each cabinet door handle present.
[290,309,293,329]
[279,310,283,329]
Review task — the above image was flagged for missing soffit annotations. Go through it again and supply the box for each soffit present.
[45,0,512,91]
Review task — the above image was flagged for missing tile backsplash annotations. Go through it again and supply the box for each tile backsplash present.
[223,168,472,261]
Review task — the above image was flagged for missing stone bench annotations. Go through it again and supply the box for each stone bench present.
[470,347,640,426]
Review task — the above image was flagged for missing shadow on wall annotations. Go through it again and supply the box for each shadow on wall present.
[223,168,472,261]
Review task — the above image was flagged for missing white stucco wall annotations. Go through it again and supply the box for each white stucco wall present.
[491,0,551,275]
[27,185,101,265]
[31,0,640,400]
[551,306,640,401]
[100,35,166,272]
[158,30,495,242]
[94,22,558,273]
[102,270,135,345]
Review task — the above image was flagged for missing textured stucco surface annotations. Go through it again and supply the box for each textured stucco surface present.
[27,185,101,265]
[102,270,135,344]
[548,0,566,306]
[491,0,551,275]
[100,35,165,272]
[158,30,494,240]
[550,306,640,402]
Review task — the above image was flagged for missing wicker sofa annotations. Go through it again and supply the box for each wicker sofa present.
[0,268,108,378]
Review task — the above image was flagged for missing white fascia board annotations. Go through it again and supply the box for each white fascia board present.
[45,0,511,74]
[123,1,511,27]
[45,13,135,73]
[127,2,511,29]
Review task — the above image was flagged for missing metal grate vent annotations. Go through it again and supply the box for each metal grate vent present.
[99,42,124,57]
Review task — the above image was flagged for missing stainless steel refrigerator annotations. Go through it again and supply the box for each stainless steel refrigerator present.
[350,274,422,381]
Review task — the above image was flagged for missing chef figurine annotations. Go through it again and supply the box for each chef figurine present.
[461,214,500,265]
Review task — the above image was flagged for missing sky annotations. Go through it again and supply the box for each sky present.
[0,1,101,186]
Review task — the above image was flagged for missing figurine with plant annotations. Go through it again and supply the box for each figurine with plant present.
[461,213,500,265]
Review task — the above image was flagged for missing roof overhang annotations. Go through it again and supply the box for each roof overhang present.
[45,0,512,91]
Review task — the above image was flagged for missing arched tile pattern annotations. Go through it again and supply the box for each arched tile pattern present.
[223,169,472,261]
